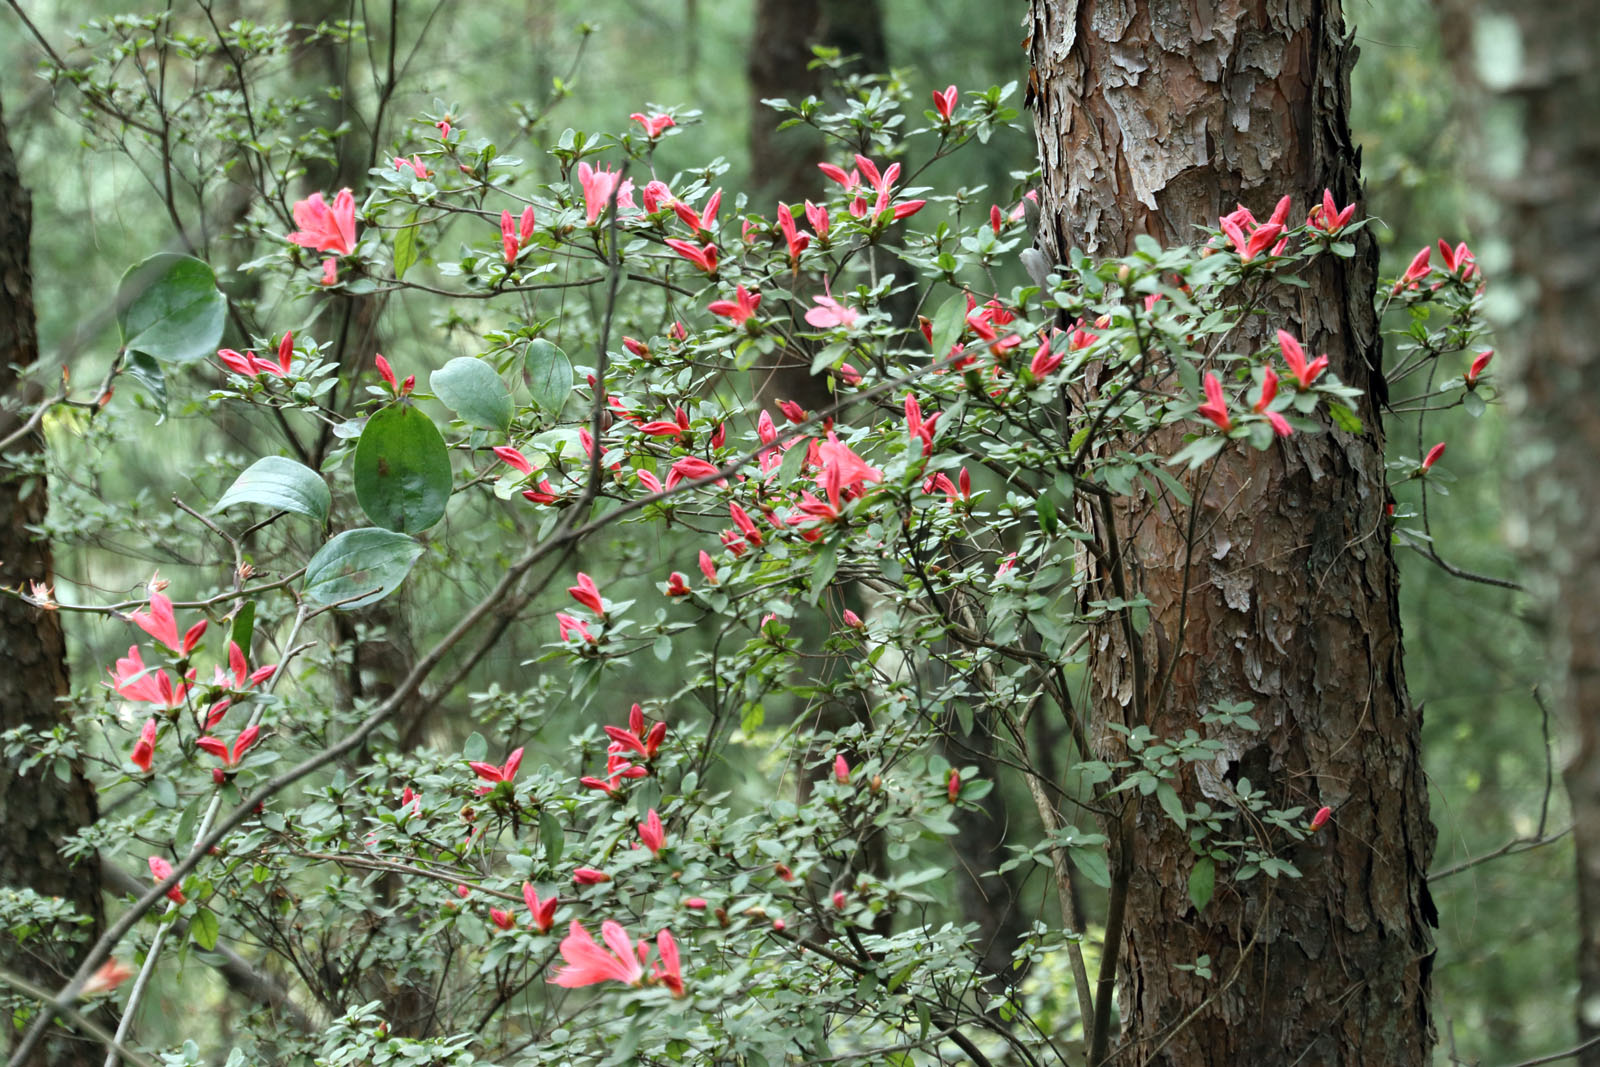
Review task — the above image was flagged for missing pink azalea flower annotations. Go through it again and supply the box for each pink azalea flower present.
[469,747,524,794]
[1196,372,1233,433]
[815,432,883,510]
[130,718,158,773]
[708,285,761,326]
[568,573,605,615]
[932,84,958,122]
[129,589,206,655]
[288,190,357,255]
[576,162,635,225]
[524,883,559,932]
[630,112,675,139]
[1276,330,1329,389]
[638,809,666,856]
[194,725,261,768]
[149,855,186,904]
[549,920,646,989]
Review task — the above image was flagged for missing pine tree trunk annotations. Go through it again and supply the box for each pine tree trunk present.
[1438,0,1600,1058]
[0,93,106,1067]
[1025,2,1436,1062]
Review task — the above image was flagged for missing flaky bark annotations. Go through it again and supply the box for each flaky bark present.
[1436,1,1600,1058]
[1026,2,1435,1063]
[0,93,105,1067]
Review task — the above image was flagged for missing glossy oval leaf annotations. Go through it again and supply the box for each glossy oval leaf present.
[214,456,331,523]
[524,339,572,415]
[116,254,227,364]
[431,357,512,432]
[303,527,425,610]
[354,405,453,532]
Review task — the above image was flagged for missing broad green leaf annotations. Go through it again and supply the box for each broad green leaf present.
[431,357,512,432]
[116,254,226,363]
[230,601,255,654]
[524,339,572,415]
[928,291,967,360]
[190,907,220,950]
[393,212,421,280]
[540,810,565,866]
[354,405,453,532]
[1070,845,1111,888]
[1188,856,1215,912]
[214,456,331,523]
[302,527,425,609]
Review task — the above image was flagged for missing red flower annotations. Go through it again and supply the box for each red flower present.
[577,162,635,225]
[82,959,134,997]
[1310,806,1333,831]
[653,929,685,997]
[195,725,261,769]
[1420,442,1446,472]
[130,589,206,655]
[665,456,724,490]
[1252,367,1293,437]
[805,200,830,241]
[1466,349,1493,386]
[288,189,357,255]
[524,883,559,933]
[833,755,850,784]
[108,646,191,709]
[698,550,718,584]
[777,203,811,262]
[815,432,883,510]
[1276,330,1329,389]
[568,573,605,615]
[947,768,962,802]
[1393,246,1432,293]
[1306,188,1356,234]
[665,238,719,274]
[549,920,644,989]
[672,189,721,237]
[665,572,691,597]
[490,908,516,931]
[1196,371,1233,433]
[605,703,667,760]
[630,112,675,138]
[469,747,524,794]
[638,809,666,856]
[572,868,612,886]
[557,613,595,644]
[149,855,186,904]
[130,718,158,773]
[932,84,958,122]
[708,284,761,326]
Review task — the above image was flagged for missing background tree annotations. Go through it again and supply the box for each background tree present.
[1025,2,1435,1062]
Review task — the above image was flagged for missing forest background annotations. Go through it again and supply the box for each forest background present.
[0,0,1575,1064]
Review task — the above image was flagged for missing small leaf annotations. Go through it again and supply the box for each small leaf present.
[928,291,967,359]
[302,528,425,610]
[540,810,565,867]
[354,405,453,532]
[123,352,168,415]
[1188,856,1215,912]
[1327,402,1364,434]
[1069,845,1111,888]
[230,602,256,655]
[1157,782,1187,827]
[116,254,226,363]
[1463,389,1486,418]
[214,456,331,523]
[393,213,421,280]
[431,357,513,432]
[524,339,573,415]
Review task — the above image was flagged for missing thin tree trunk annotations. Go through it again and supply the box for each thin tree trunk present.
[1436,1,1600,1059]
[1026,2,1435,1063]
[0,92,105,1067]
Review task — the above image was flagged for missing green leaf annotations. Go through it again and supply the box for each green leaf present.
[806,543,838,605]
[229,602,255,659]
[928,291,967,360]
[431,357,513,432]
[190,907,220,950]
[302,527,425,610]
[116,254,226,363]
[775,439,810,486]
[214,456,331,523]
[353,405,453,532]
[1463,389,1486,418]
[1069,845,1111,888]
[541,810,565,867]
[524,339,573,415]
[393,212,421,280]
[1157,782,1186,827]
[1327,402,1364,434]
[1188,856,1215,912]
[123,352,168,415]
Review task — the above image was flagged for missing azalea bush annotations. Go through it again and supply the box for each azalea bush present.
[1,13,1496,1066]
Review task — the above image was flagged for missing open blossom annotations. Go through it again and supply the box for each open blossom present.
[805,293,858,330]
[815,432,883,509]
[130,588,207,656]
[777,203,811,262]
[805,200,830,241]
[1438,239,1477,281]
[1306,188,1356,234]
[558,612,595,644]
[630,112,675,138]
[904,393,939,456]
[1276,330,1329,389]
[469,746,524,794]
[708,284,761,326]
[665,572,691,597]
[605,703,667,760]
[1196,371,1233,433]
[195,725,261,769]
[672,189,721,236]
[1029,334,1063,378]
[288,190,356,255]
[665,456,724,490]
[109,646,192,709]
[549,921,657,991]
[666,238,719,274]
[576,162,635,225]
[149,855,186,904]
[638,407,691,438]
[524,884,559,932]
[1219,195,1290,262]
[932,84,958,122]
[394,155,430,180]
[130,718,158,772]
[82,959,135,997]
[1253,367,1293,437]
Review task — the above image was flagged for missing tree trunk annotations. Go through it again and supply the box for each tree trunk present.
[1438,1,1600,1058]
[1025,2,1435,1063]
[0,93,105,1067]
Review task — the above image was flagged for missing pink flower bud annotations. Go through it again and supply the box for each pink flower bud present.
[1310,806,1333,832]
